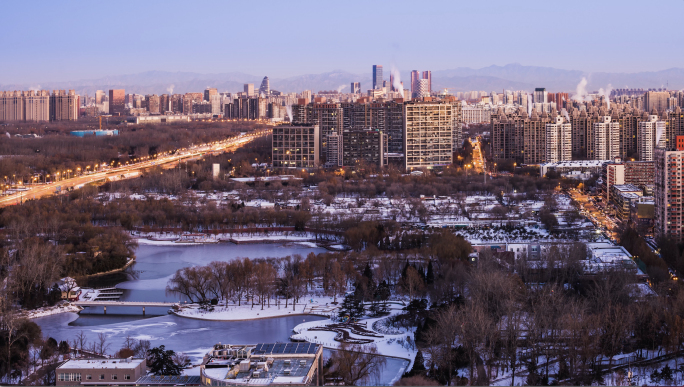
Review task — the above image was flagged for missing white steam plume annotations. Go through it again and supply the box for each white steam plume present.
[572,77,589,102]
[598,84,613,109]
[391,66,402,93]
[29,84,41,91]
[336,85,347,93]
[167,84,175,95]
[562,109,570,122]
[5,132,10,139]
[286,105,292,122]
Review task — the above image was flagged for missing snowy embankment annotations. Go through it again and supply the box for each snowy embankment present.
[22,301,83,319]
[290,304,417,370]
[134,231,325,246]
[172,296,338,321]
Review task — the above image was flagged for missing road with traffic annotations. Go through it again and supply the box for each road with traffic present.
[0,129,270,207]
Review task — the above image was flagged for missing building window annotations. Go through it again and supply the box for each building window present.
[86,374,92,380]
[112,374,118,380]
[58,373,82,382]
[100,374,105,380]
[124,374,131,380]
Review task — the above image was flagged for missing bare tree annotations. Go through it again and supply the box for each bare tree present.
[326,343,387,386]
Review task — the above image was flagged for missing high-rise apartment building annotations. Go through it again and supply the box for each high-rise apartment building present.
[404,101,455,169]
[594,116,620,160]
[410,71,419,96]
[326,132,343,167]
[159,94,170,114]
[372,65,383,90]
[24,90,50,121]
[342,129,384,167]
[272,124,320,169]
[351,82,361,94]
[204,88,218,102]
[602,160,625,202]
[109,89,125,116]
[545,115,572,163]
[50,90,78,121]
[490,108,552,164]
[644,91,670,113]
[244,84,254,97]
[638,114,666,161]
[259,77,270,96]
[654,147,684,242]
[146,95,160,114]
[0,91,25,121]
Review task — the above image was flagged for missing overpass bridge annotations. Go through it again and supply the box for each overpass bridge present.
[75,300,177,315]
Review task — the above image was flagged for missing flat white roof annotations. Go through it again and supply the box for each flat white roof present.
[58,358,144,370]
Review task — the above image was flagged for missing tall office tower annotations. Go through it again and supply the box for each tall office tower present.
[326,132,343,167]
[146,95,160,114]
[272,124,320,169]
[204,88,218,102]
[638,114,666,161]
[415,79,430,98]
[244,84,254,97]
[159,94,170,113]
[421,71,431,94]
[24,90,50,122]
[404,101,455,169]
[351,82,361,94]
[534,88,548,104]
[594,116,620,160]
[545,115,572,163]
[372,65,383,90]
[654,145,684,242]
[342,129,384,167]
[50,90,78,121]
[108,89,125,116]
[410,71,420,96]
[644,91,670,113]
[95,90,105,105]
[258,77,270,96]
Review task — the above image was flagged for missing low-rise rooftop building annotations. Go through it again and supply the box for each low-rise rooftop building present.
[56,357,146,386]
[200,343,323,386]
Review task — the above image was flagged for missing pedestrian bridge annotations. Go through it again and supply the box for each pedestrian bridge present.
[74,300,177,315]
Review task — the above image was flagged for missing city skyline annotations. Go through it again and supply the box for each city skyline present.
[1,1,683,84]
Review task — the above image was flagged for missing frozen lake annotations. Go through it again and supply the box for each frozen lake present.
[34,242,407,385]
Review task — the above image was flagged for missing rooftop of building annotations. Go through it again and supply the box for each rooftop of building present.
[541,160,610,168]
[202,343,321,386]
[135,375,202,385]
[612,184,642,193]
[57,358,144,370]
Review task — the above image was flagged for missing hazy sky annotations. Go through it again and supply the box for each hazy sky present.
[1,0,683,83]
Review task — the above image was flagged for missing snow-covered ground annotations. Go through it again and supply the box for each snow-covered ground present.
[290,303,417,369]
[173,296,338,321]
[23,301,82,319]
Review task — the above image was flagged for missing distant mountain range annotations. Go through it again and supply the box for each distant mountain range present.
[3,64,684,96]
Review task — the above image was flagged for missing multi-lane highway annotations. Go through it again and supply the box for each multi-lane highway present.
[0,129,270,207]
